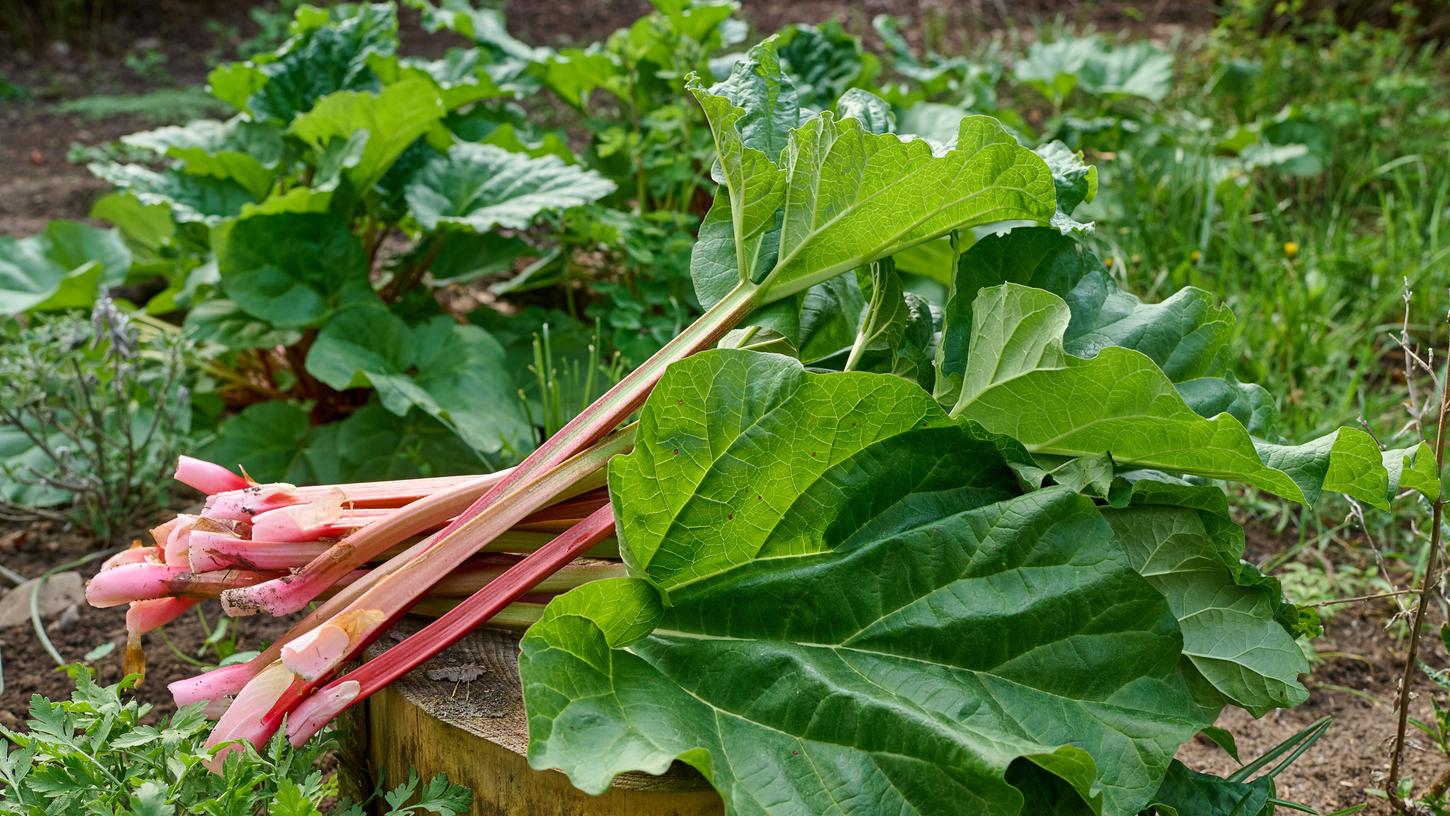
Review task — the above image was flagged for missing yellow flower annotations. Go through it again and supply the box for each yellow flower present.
[1104,256,1114,267]
[1190,249,1202,263]
[1283,241,1299,258]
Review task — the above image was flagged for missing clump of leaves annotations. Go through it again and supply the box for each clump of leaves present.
[0,301,191,543]
[0,667,470,816]
[2,2,621,487]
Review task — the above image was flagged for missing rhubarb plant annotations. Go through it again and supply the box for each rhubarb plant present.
[505,50,1428,815]
[72,28,1431,816]
[3,2,624,485]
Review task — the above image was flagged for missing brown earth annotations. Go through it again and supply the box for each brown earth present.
[1177,600,1444,814]
[0,518,292,727]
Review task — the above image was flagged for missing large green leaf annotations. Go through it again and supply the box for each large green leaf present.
[1014,37,1172,104]
[407,0,547,64]
[122,118,286,199]
[686,41,793,296]
[183,299,302,351]
[244,3,398,123]
[301,402,492,482]
[1146,761,1272,816]
[950,283,1390,506]
[940,230,1233,388]
[0,221,130,315]
[369,49,511,110]
[305,304,531,458]
[289,79,446,191]
[88,163,258,225]
[217,213,370,329]
[763,113,1055,300]
[198,401,316,483]
[1013,37,1099,106]
[404,143,616,233]
[1103,497,1308,715]
[524,350,1210,815]
[779,21,875,109]
[1077,42,1174,102]
[937,228,1277,434]
[687,45,1057,348]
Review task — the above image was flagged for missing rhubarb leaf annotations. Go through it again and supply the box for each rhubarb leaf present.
[290,79,446,191]
[218,213,371,329]
[408,0,547,64]
[122,118,286,200]
[524,351,1208,815]
[405,143,616,233]
[1036,141,1097,215]
[937,228,1276,433]
[88,164,258,225]
[1147,761,1273,816]
[385,317,532,458]
[304,302,414,390]
[1104,496,1309,715]
[245,3,398,123]
[688,44,1057,312]
[1077,41,1174,102]
[951,283,1392,506]
[0,222,130,315]
[763,113,1056,300]
[184,299,303,350]
[305,305,531,458]
[200,401,315,483]
[608,349,1023,592]
[938,228,1235,394]
[315,403,492,481]
[369,49,511,109]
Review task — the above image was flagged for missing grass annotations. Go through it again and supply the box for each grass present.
[52,87,226,123]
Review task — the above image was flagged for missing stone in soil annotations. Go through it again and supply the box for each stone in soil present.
[0,571,85,629]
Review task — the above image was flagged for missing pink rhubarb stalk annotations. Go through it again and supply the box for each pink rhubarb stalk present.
[170,535,440,708]
[278,431,630,681]
[175,455,250,494]
[218,467,550,617]
[88,563,285,606]
[204,434,630,755]
[225,285,754,619]
[286,505,616,746]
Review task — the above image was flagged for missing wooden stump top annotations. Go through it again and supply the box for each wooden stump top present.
[354,623,722,816]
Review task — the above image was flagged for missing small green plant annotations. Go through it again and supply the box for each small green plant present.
[0,301,192,543]
[123,47,171,83]
[240,0,309,57]
[0,70,28,102]
[1397,649,1450,810]
[0,667,471,815]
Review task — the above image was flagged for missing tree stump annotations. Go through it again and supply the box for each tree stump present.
[349,624,723,816]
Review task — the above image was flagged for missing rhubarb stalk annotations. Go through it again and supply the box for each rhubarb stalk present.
[202,432,632,753]
[286,505,616,745]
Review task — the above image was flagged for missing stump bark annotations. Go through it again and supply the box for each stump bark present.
[349,624,723,816]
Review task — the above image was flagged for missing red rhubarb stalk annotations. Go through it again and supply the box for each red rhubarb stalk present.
[203,433,632,755]
[285,505,616,746]
[227,284,756,619]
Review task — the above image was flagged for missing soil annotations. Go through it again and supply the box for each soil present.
[0,518,292,727]
[0,0,1412,812]
[1177,600,1445,814]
